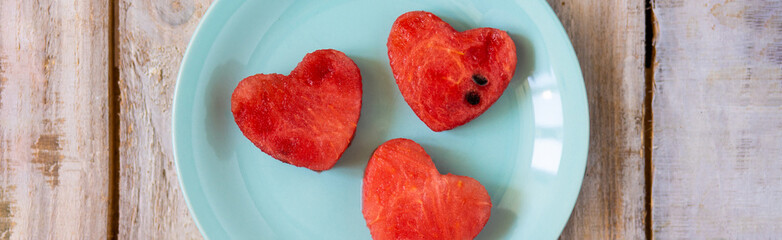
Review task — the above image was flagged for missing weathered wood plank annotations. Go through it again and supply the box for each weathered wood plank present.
[652,0,782,238]
[547,0,648,239]
[0,0,110,239]
[118,0,212,239]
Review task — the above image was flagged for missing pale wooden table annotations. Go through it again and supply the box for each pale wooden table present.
[0,0,780,239]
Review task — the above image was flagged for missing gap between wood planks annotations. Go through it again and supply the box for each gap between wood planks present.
[643,0,657,239]
[108,0,120,239]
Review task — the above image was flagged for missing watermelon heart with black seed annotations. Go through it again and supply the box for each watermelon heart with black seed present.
[388,11,517,131]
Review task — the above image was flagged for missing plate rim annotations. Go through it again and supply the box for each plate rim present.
[172,0,589,239]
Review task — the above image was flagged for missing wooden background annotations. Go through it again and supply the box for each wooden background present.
[0,0,780,239]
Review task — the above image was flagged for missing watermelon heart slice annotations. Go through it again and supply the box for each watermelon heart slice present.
[231,49,362,171]
[388,11,517,132]
[362,138,492,239]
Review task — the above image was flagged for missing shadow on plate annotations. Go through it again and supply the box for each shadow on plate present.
[509,33,536,84]
[204,60,244,161]
[476,205,519,240]
[333,55,398,171]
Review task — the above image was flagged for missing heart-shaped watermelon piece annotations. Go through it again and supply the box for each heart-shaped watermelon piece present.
[388,11,517,132]
[231,49,362,171]
[362,138,492,239]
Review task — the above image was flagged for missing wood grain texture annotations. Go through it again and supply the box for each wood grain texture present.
[0,0,109,239]
[547,0,648,239]
[117,0,212,239]
[652,0,782,238]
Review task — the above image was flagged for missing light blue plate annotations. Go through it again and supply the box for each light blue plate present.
[173,0,588,239]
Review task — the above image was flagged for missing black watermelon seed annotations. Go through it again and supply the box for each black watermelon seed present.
[472,74,488,86]
[465,91,480,105]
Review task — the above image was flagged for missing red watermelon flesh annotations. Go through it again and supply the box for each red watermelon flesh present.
[362,138,492,240]
[388,11,517,132]
[231,49,362,171]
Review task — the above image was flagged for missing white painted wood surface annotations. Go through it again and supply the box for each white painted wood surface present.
[117,0,212,239]
[548,0,649,239]
[652,0,782,238]
[0,0,110,239]
[0,0,779,239]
